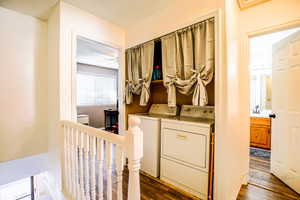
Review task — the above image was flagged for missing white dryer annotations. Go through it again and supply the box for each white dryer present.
[128,104,179,178]
[160,105,215,200]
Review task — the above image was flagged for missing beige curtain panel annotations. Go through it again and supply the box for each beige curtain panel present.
[125,41,154,106]
[162,18,215,107]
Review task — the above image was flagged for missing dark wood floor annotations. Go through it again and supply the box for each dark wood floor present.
[100,151,198,200]
[93,145,300,200]
[237,153,300,200]
[119,170,198,200]
[92,144,198,200]
[103,167,198,200]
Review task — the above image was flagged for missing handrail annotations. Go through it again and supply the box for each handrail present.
[60,120,126,146]
[60,116,143,200]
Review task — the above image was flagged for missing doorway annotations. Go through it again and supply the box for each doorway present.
[241,27,300,199]
[75,36,120,134]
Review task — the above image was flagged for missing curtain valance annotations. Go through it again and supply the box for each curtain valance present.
[125,41,154,106]
[162,18,215,107]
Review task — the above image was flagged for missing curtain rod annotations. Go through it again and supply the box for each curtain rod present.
[127,17,215,50]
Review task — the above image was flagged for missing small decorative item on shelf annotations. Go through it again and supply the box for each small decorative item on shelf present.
[152,65,162,81]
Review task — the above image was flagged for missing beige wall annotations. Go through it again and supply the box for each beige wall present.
[125,1,251,199]
[46,3,61,197]
[126,1,300,199]
[77,105,116,128]
[238,0,300,33]
[59,1,126,121]
[234,0,300,195]
[215,0,250,199]
[46,2,126,197]
[0,7,48,162]
[126,0,219,48]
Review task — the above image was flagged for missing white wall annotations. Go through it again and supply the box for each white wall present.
[213,0,300,199]
[59,2,126,131]
[235,0,300,196]
[46,2,126,197]
[46,3,61,198]
[126,0,219,48]
[215,0,250,199]
[0,7,48,162]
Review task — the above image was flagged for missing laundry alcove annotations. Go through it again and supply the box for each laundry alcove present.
[125,35,215,119]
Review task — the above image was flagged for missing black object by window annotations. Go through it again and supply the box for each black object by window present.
[104,109,119,134]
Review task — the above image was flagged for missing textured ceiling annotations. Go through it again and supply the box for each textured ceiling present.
[63,0,174,28]
[77,36,120,68]
[0,0,174,27]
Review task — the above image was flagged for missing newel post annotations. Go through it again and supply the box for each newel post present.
[126,117,143,200]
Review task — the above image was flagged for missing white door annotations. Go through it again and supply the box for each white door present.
[271,30,300,194]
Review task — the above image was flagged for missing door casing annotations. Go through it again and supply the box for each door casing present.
[70,31,126,134]
[245,19,300,185]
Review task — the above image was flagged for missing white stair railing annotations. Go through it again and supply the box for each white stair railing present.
[60,117,143,200]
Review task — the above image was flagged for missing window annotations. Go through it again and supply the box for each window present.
[249,27,300,114]
[76,66,118,106]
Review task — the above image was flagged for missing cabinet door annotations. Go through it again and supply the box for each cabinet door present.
[250,126,270,149]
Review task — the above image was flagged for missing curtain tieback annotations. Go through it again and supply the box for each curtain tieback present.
[139,78,151,106]
[126,80,135,92]
[191,69,205,84]
[139,78,150,92]
[165,75,178,87]
[190,69,208,106]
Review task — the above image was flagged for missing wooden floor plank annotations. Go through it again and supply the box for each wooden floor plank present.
[237,184,294,200]
[117,168,197,200]
[237,153,300,200]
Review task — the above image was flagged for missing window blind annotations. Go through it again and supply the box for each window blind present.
[77,64,118,106]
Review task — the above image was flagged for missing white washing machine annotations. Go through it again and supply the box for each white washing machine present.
[128,104,179,178]
[160,105,215,200]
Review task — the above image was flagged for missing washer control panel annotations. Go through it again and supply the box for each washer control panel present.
[149,104,179,116]
[180,105,215,119]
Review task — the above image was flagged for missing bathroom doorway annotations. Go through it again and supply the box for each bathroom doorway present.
[246,26,300,199]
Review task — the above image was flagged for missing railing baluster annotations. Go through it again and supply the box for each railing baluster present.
[71,127,76,198]
[97,138,104,200]
[106,142,113,200]
[67,126,72,195]
[63,125,69,192]
[60,118,143,200]
[79,130,85,200]
[84,133,91,200]
[90,136,96,200]
[75,129,80,199]
[116,145,124,200]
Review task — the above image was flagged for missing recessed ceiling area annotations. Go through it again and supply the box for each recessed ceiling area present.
[77,36,120,69]
[0,0,176,27]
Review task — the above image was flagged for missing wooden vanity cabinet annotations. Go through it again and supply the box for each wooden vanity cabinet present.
[250,117,271,149]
